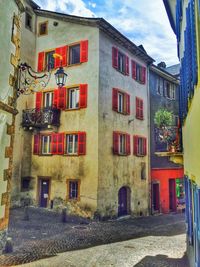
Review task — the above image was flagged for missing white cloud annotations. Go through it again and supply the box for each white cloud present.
[35,0,178,65]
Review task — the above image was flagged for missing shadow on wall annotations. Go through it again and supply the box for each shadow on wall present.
[134,253,189,267]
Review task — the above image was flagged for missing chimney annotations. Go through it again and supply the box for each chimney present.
[157,61,166,69]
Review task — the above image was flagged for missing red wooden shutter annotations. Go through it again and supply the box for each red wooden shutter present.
[113,132,119,154]
[80,40,88,63]
[140,99,144,119]
[126,93,130,115]
[33,134,40,155]
[55,46,68,68]
[53,89,58,109]
[58,87,66,110]
[51,133,58,154]
[126,134,131,155]
[136,97,139,119]
[35,92,43,110]
[133,135,138,155]
[37,52,45,72]
[79,84,88,108]
[141,67,146,84]
[125,56,129,75]
[132,60,136,80]
[78,132,86,155]
[143,138,147,155]
[112,88,118,112]
[112,47,118,69]
[57,133,64,154]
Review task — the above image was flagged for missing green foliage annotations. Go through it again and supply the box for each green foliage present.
[154,109,173,128]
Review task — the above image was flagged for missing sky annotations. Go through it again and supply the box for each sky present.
[34,0,179,66]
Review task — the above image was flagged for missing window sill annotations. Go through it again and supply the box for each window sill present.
[64,153,79,157]
[67,198,80,202]
[65,107,80,111]
[67,62,82,68]
[113,67,127,76]
[136,116,144,120]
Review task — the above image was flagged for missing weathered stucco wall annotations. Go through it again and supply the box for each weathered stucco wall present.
[0,0,24,252]
[97,31,149,217]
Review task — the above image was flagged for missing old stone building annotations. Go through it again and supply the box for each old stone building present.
[11,0,154,219]
[0,0,24,252]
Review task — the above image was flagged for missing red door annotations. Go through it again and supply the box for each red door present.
[169,179,177,212]
[152,183,160,212]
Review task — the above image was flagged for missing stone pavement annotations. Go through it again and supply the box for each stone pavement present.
[0,207,188,266]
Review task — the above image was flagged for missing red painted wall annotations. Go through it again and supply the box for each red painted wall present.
[151,168,184,213]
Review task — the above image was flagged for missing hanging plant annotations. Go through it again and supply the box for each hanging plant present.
[154,108,173,128]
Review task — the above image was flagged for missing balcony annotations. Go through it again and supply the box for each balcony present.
[154,126,183,164]
[22,107,60,129]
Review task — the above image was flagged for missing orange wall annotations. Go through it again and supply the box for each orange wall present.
[151,168,184,213]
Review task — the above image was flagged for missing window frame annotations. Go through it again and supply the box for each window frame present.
[38,21,48,36]
[157,77,163,95]
[134,136,147,157]
[68,43,81,66]
[65,133,78,155]
[25,11,33,31]
[43,91,54,108]
[45,50,55,71]
[67,179,81,201]
[119,134,126,155]
[41,135,52,155]
[67,87,80,110]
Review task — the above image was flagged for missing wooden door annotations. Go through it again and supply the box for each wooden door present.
[169,179,177,212]
[152,183,160,212]
[118,187,128,216]
[39,179,50,208]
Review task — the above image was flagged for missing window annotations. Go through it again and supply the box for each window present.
[25,12,32,31]
[66,134,78,155]
[46,50,55,71]
[68,180,80,200]
[112,47,129,75]
[141,162,146,180]
[132,60,146,84]
[134,136,147,156]
[21,177,31,191]
[113,132,130,155]
[67,88,79,109]
[69,44,80,65]
[136,97,144,120]
[157,77,163,95]
[39,21,48,36]
[112,88,130,115]
[164,81,176,99]
[43,92,53,108]
[41,135,51,155]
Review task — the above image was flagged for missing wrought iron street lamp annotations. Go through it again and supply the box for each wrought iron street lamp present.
[54,66,68,88]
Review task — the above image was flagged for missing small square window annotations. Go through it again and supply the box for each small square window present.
[25,12,32,31]
[39,21,48,36]
[66,134,78,155]
[69,44,80,65]
[67,88,79,109]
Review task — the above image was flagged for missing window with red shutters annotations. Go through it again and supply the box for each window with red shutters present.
[112,47,130,76]
[57,87,66,110]
[35,92,43,110]
[37,52,45,72]
[51,133,64,155]
[113,132,130,155]
[136,97,144,120]
[133,135,147,156]
[78,132,86,155]
[112,88,130,115]
[80,40,88,63]
[79,84,87,108]
[132,61,146,84]
[55,45,68,68]
[33,134,40,155]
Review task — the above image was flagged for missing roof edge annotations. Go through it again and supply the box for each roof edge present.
[163,0,176,34]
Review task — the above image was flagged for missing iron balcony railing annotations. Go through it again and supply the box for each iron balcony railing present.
[22,107,60,129]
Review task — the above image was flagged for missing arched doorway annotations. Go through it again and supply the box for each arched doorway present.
[118,186,131,216]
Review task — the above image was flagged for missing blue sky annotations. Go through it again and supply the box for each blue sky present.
[34,0,179,66]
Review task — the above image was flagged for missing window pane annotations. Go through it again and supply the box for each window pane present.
[69,45,80,65]
[66,134,78,154]
[68,88,79,109]
[69,181,78,199]
[118,93,124,113]
[42,136,51,154]
[119,134,125,154]
[46,51,55,70]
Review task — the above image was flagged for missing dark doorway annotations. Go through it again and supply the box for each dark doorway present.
[169,179,177,212]
[118,186,131,216]
[152,183,160,212]
[39,178,50,208]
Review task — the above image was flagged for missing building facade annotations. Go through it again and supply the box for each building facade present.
[11,0,153,219]
[149,64,184,214]
[0,0,24,252]
[163,0,200,266]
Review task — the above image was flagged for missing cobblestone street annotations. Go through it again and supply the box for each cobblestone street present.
[0,208,188,266]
